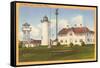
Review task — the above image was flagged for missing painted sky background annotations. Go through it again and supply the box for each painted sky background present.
[19,6,95,40]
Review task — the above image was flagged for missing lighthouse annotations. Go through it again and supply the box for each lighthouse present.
[22,23,32,47]
[41,16,50,46]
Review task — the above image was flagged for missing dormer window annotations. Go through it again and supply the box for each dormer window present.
[70,33,72,36]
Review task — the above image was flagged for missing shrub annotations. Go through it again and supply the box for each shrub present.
[69,42,74,47]
[57,42,61,46]
[81,41,86,46]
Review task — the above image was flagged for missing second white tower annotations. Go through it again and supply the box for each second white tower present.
[41,16,50,46]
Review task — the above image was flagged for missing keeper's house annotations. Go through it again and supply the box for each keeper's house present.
[58,26,94,46]
[19,39,41,48]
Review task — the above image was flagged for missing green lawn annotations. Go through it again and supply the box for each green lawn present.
[19,45,95,62]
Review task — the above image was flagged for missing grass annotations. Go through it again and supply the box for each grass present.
[19,44,95,62]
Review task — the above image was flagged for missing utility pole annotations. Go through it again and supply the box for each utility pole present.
[55,8,59,44]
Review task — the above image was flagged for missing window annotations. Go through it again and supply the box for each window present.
[75,40,77,42]
[70,33,72,36]
[65,40,67,43]
[87,33,88,36]
[80,39,83,42]
[60,40,63,43]
[87,39,90,42]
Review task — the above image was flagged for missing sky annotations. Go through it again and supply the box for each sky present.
[19,6,95,40]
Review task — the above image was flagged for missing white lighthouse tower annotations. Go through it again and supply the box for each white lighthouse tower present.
[22,22,32,47]
[41,16,50,46]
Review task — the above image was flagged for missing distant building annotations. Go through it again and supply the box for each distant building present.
[57,26,94,46]
[30,39,41,47]
[20,39,41,48]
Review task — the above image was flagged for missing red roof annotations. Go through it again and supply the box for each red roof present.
[58,27,94,35]
[72,27,89,33]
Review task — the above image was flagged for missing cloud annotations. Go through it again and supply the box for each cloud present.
[58,19,69,29]
[37,23,41,29]
[19,25,41,40]
[85,23,94,31]
[71,15,83,27]
[30,25,41,39]
[50,19,69,30]
[50,19,69,39]
[50,15,84,29]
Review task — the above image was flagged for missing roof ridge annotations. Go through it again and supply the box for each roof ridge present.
[58,27,93,35]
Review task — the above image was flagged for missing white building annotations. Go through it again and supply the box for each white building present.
[20,39,41,48]
[29,39,41,47]
[41,16,50,46]
[57,26,94,46]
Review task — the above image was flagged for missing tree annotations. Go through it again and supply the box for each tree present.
[81,41,86,46]
[69,42,74,47]
[57,42,61,46]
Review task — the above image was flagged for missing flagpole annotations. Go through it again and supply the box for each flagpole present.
[55,8,59,45]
